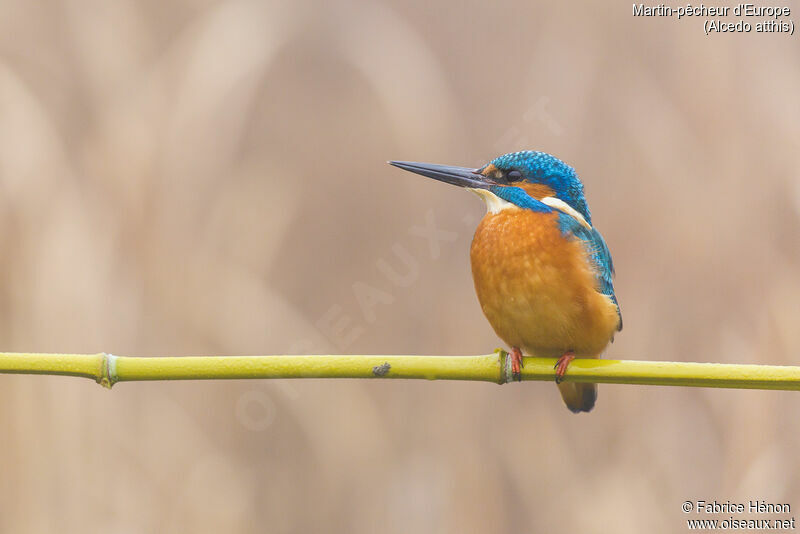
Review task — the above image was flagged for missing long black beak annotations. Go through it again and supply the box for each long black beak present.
[388,160,492,189]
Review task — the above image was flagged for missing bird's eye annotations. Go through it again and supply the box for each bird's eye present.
[507,170,523,182]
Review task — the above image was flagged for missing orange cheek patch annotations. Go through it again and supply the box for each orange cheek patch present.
[519,182,555,200]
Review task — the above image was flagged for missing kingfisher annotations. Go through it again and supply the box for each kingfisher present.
[389,151,621,413]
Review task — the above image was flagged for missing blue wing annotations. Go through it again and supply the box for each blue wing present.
[557,213,622,331]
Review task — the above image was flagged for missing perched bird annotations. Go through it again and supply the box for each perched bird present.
[389,151,621,413]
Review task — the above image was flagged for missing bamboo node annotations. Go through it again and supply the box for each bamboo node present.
[496,348,511,385]
[97,353,119,389]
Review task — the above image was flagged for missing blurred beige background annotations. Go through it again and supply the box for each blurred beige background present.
[1,1,799,532]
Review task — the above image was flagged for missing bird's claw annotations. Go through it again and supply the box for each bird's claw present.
[554,352,575,384]
[510,347,523,382]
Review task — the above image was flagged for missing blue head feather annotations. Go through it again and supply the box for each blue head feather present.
[488,151,591,225]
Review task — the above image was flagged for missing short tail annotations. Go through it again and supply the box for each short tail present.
[557,382,597,413]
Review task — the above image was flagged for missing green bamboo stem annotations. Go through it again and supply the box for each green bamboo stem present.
[0,351,799,391]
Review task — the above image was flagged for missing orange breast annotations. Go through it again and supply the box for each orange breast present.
[470,208,620,358]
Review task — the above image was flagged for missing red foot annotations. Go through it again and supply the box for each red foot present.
[510,347,523,382]
[554,351,575,384]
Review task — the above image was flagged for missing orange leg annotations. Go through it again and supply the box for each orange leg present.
[554,351,575,384]
[510,347,524,382]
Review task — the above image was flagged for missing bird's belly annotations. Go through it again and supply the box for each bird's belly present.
[470,209,619,358]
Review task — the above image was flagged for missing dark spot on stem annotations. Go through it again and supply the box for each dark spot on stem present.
[372,362,391,377]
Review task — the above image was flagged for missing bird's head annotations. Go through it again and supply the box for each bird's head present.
[390,151,591,228]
